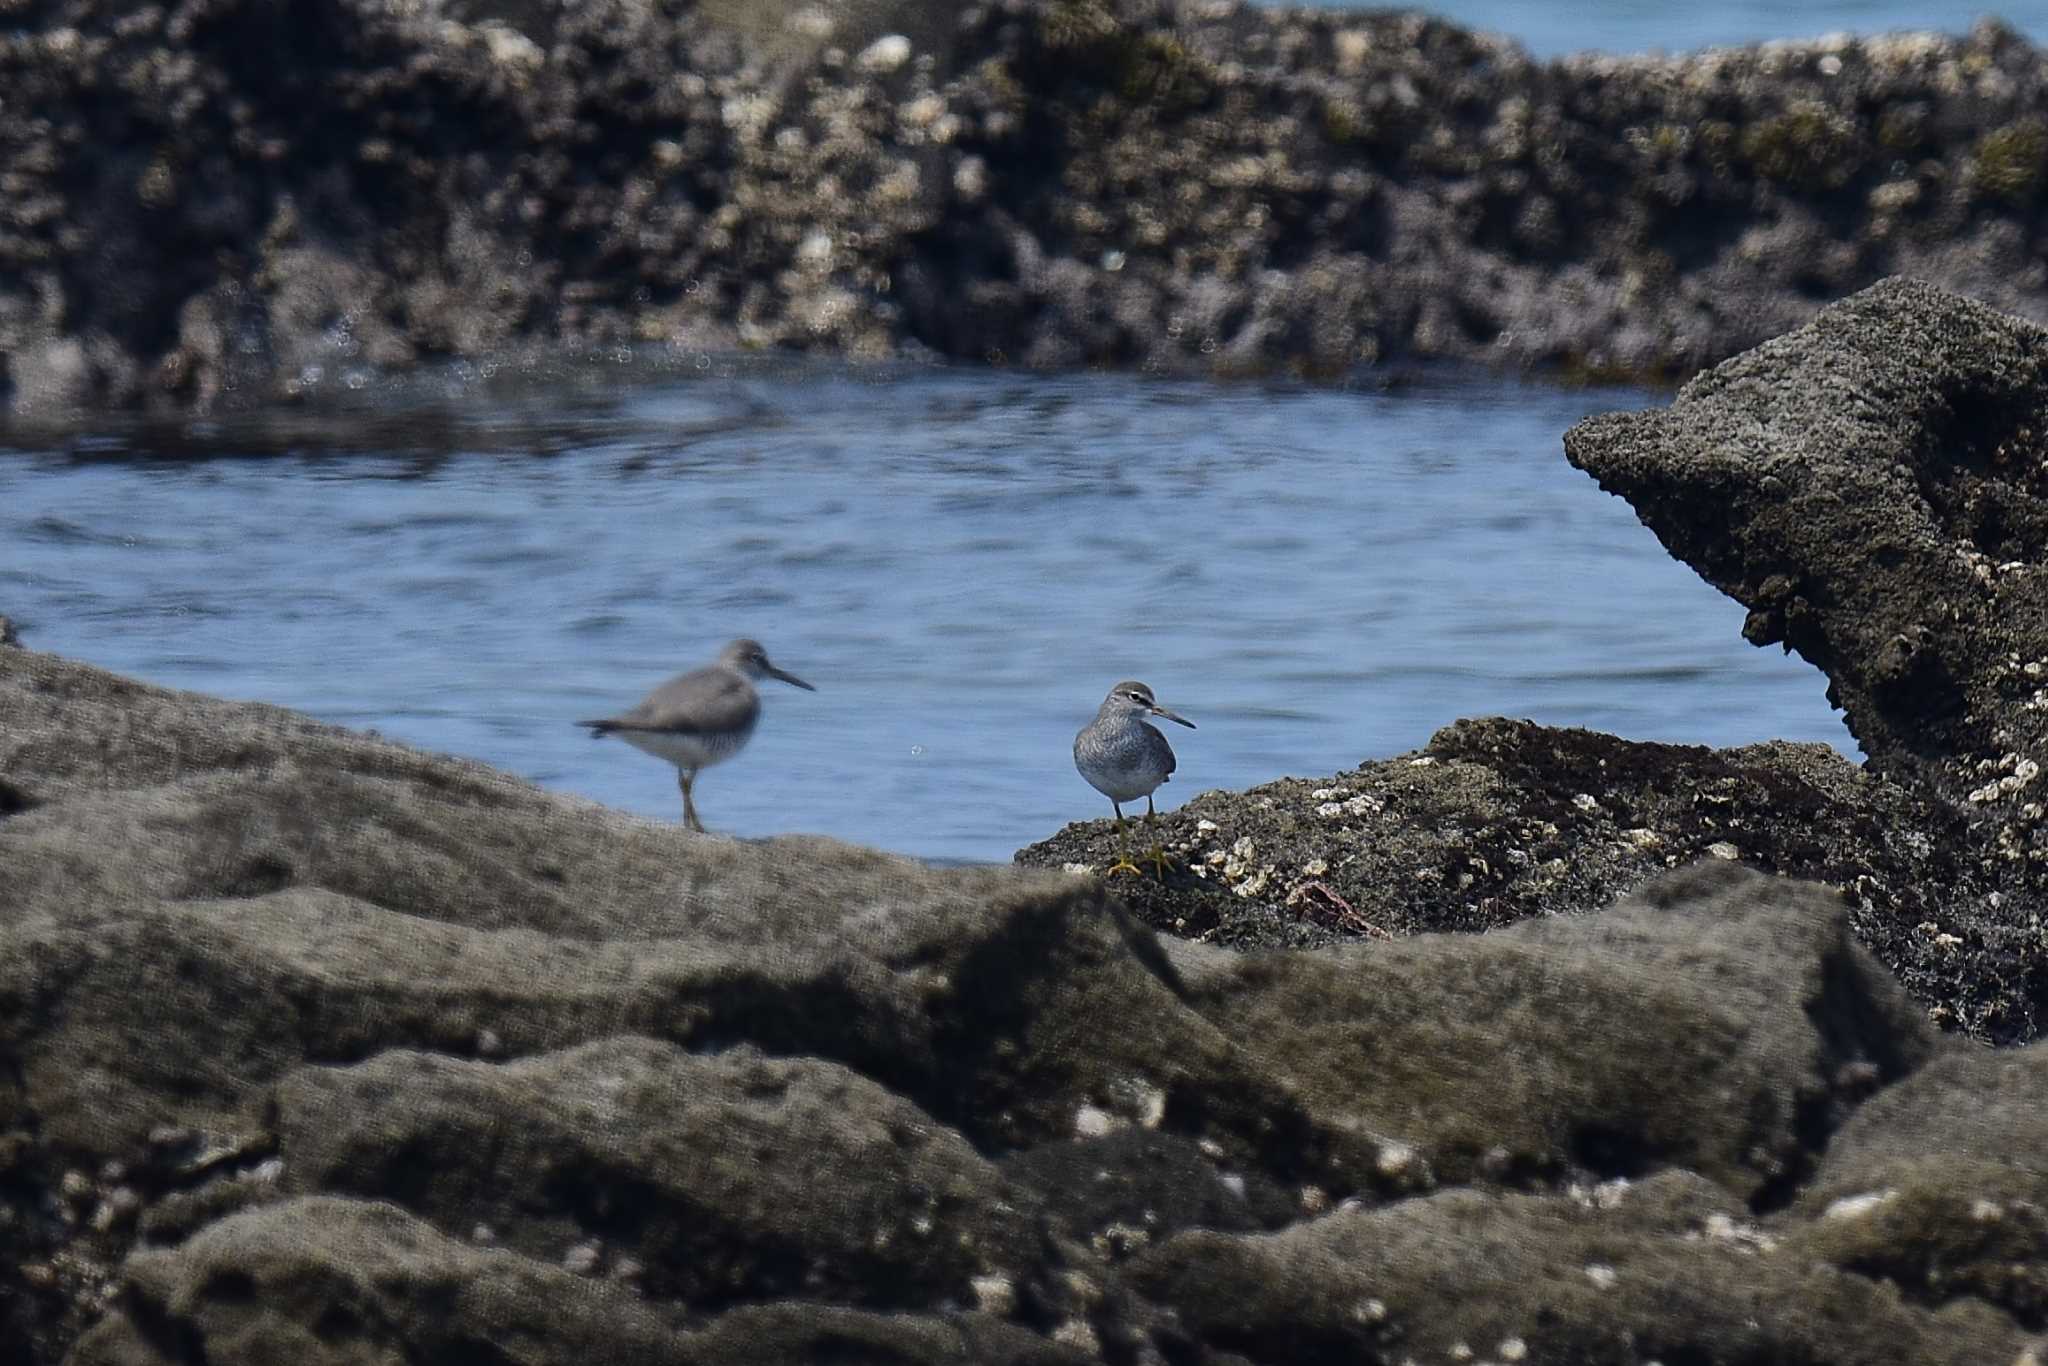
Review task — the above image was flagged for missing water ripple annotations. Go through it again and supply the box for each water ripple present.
[0,364,1851,862]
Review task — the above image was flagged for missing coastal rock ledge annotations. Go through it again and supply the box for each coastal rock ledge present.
[0,643,2039,1366]
[1025,277,2048,1052]
[10,280,2048,1363]
[4,536,2048,1354]
[14,0,2048,412]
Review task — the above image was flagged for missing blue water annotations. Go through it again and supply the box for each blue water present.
[0,361,1851,863]
[1302,2,2048,56]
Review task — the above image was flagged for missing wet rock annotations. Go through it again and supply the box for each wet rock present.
[1566,277,2048,791]
[999,1129,1299,1250]
[0,643,1341,1183]
[1565,277,2048,1037]
[64,1198,701,1365]
[75,1199,1084,1366]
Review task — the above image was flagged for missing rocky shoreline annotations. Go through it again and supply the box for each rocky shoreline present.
[6,276,2048,1363]
[1025,278,2048,1048]
[13,0,2048,414]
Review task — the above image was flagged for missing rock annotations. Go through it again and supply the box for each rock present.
[0,643,1336,1181]
[1566,277,2048,793]
[1564,278,2048,1038]
[1126,1173,2038,1365]
[66,1198,682,1366]
[1170,861,1937,1198]
[16,6,2048,410]
[1019,715,2041,1042]
[998,1129,1300,1250]
[270,1038,1039,1309]
[1783,1040,2048,1328]
[2,608,2038,1363]
[67,1197,1088,1366]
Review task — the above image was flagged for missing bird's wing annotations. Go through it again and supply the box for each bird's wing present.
[600,666,759,735]
[1148,722,1178,780]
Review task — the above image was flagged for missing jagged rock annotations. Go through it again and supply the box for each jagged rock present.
[1784,1040,2048,1329]
[66,1198,1087,1366]
[1126,1172,2041,1365]
[66,1199,683,1366]
[0,642,1351,1178]
[271,1038,1040,1310]
[1020,715,2040,1041]
[1025,282,2048,1047]
[1566,277,2048,794]
[8,634,2033,1363]
[1564,277,2048,1038]
[997,1129,1300,1250]
[1165,861,1936,1197]
[14,3,2048,412]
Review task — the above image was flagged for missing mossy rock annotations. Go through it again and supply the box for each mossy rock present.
[1035,0,1214,117]
[1971,119,2048,205]
[1127,1175,2033,1364]
[1786,1041,2048,1328]
[1741,100,1866,190]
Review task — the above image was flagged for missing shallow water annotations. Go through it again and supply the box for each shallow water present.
[0,361,1851,863]
[1331,1,2048,57]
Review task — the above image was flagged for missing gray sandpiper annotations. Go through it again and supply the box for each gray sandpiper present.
[579,638,815,832]
[1073,680,1196,877]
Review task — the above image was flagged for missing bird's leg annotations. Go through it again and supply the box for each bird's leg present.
[1105,801,1141,877]
[679,770,705,833]
[1141,794,1178,878]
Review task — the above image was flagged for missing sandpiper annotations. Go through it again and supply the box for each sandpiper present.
[1073,680,1195,877]
[578,638,815,832]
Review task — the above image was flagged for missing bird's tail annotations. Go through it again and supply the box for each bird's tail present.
[578,719,617,738]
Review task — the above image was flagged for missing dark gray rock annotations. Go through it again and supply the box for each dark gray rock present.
[0,643,1340,1182]
[1020,715,2039,1041]
[1025,280,2048,1049]
[1565,276,2048,1038]
[0,608,2034,1363]
[1168,860,1937,1198]
[1566,277,2048,791]
[998,1129,1300,1250]
[66,1198,685,1366]
[271,1038,1041,1310]
[1784,1040,2048,1329]
[65,1197,1089,1366]
[14,3,2048,412]
[1127,1173,2040,1365]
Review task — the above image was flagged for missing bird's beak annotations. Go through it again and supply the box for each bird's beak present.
[769,665,817,691]
[1151,704,1195,729]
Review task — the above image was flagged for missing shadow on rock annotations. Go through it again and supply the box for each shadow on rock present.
[6,634,2047,1362]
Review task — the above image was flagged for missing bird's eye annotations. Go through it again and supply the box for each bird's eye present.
[1127,692,1147,703]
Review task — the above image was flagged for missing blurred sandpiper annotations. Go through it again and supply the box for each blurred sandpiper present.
[1073,680,1195,877]
[579,638,815,832]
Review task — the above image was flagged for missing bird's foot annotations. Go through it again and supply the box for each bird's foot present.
[1104,854,1143,878]
[1142,844,1179,879]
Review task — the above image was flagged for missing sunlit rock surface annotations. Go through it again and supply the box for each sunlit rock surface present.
[4,628,2045,1363]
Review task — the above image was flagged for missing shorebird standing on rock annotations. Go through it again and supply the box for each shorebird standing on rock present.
[1074,680,1196,877]
[579,638,815,832]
